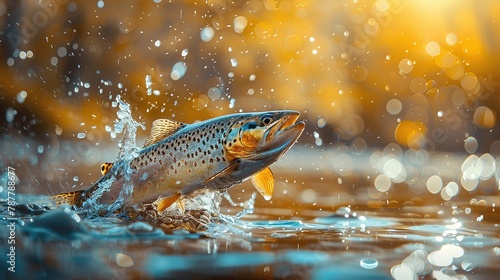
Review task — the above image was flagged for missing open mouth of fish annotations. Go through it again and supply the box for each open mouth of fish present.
[259,111,305,155]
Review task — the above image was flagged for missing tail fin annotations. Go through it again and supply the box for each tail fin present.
[51,190,85,206]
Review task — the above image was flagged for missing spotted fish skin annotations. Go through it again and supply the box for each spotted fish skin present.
[54,110,305,210]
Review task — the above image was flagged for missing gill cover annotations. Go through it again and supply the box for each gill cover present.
[222,111,304,200]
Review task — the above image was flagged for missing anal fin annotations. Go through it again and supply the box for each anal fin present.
[156,193,181,213]
[251,167,274,201]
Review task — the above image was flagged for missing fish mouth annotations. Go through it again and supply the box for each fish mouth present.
[257,111,305,157]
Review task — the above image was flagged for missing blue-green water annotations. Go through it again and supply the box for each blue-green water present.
[1,185,498,279]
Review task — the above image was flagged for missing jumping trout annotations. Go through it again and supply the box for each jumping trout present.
[52,111,305,212]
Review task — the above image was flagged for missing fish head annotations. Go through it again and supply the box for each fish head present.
[225,110,305,163]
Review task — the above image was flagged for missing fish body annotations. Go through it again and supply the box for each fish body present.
[52,110,304,211]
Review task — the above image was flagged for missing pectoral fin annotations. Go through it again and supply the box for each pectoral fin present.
[251,167,274,201]
[204,160,240,184]
[156,193,181,212]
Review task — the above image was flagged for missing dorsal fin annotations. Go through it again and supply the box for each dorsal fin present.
[143,119,186,147]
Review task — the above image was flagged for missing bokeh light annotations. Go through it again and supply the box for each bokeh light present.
[1,1,500,279]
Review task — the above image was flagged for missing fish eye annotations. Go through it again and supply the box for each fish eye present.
[260,115,274,126]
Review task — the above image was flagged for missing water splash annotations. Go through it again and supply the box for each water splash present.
[81,95,145,214]
[112,95,145,162]
[223,192,256,219]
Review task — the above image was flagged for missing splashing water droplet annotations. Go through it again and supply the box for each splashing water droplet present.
[234,16,248,33]
[77,133,86,139]
[171,62,187,80]
[145,75,152,95]
[360,258,378,269]
[200,26,215,42]
[230,58,238,67]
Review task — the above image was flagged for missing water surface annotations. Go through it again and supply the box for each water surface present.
[1,150,499,280]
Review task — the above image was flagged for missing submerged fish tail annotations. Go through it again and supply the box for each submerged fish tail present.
[51,190,85,206]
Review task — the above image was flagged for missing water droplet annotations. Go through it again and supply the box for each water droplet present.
[207,87,221,100]
[233,16,248,33]
[77,132,86,139]
[464,136,478,153]
[16,91,27,104]
[6,57,14,66]
[73,176,79,182]
[315,137,323,146]
[492,247,500,256]
[57,47,67,57]
[171,62,187,80]
[230,58,238,67]
[117,111,129,120]
[360,258,378,269]
[51,56,58,66]
[116,253,134,268]
[154,40,161,47]
[146,74,153,94]
[317,118,326,128]
[55,125,63,135]
[200,26,215,42]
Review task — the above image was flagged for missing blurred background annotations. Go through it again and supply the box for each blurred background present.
[0,0,499,200]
